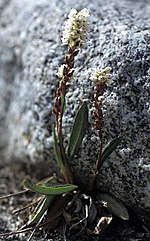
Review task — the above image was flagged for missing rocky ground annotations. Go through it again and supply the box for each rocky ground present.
[0,162,149,241]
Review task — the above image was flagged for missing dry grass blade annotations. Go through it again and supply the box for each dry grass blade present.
[27,212,45,241]
[12,197,43,214]
[0,190,28,200]
[0,226,35,237]
[0,211,68,238]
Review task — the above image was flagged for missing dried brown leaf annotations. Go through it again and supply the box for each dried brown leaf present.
[43,194,71,230]
[63,209,72,226]
[94,215,112,234]
[74,197,83,213]
[88,202,98,224]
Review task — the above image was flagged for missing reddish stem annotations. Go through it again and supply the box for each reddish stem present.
[53,46,78,184]
[90,83,107,191]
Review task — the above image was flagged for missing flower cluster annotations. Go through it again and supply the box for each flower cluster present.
[57,64,74,83]
[91,67,112,139]
[90,67,112,85]
[62,8,90,48]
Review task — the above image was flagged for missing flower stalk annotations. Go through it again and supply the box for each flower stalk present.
[90,67,112,190]
[53,9,90,184]
[93,83,106,173]
[53,47,77,159]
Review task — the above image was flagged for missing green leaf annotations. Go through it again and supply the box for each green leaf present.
[28,195,55,226]
[61,94,66,114]
[100,136,122,168]
[24,180,78,195]
[97,192,129,220]
[67,101,88,160]
[53,126,64,168]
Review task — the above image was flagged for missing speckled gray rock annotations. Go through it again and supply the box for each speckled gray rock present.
[0,0,150,226]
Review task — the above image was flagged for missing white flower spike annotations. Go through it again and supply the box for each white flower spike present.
[90,67,112,85]
[62,8,90,48]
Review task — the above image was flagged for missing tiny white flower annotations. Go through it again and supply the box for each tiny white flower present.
[57,64,74,83]
[57,64,67,78]
[97,96,104,102]
[68,8,77,19]
[90,67,112,85]
[62,8,90,48]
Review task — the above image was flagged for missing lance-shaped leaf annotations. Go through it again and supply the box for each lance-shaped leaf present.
[53,126,64,168]
[24,180,78,195]
[97,192,129,220]
[99,136,122,169]
[67,101,88,160]
[28,195,56,226]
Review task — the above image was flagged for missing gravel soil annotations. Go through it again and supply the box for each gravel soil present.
[0,162,149,241]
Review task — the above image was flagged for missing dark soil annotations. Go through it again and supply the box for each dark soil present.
[0,162,149,241]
